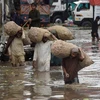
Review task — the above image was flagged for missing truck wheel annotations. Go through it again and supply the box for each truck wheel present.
[53,16,63,24]
[82,21,92,27]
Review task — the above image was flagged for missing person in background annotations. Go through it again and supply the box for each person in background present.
[91,16,100,43]
[32,36,52,72]
[28,2,40,29]
[10,9,15,21]
[62,47,84,84]
[12,8,24,26]
[8,29,25,67]
[68,4,72,17]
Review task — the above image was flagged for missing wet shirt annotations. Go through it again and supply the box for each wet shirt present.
[33,41,52,71]
[62,56,81,81]
[9,37,25,56]
[92,20,98,33]
[29,9,40,27]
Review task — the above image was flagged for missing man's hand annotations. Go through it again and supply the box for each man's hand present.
[63,67,69,78]
[65,72,69,78]
[78,47,84,60]
[33,61,36,68]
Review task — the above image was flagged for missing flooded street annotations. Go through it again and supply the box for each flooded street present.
[1,27,100,100]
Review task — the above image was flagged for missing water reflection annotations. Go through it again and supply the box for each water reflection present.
[64,88,86,100]
[24,71,52,100]
[33,72,52,96]
[91,43,100,53]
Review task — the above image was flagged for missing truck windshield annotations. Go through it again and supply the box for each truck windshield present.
[50,0,66,5]
[71,2,77,11]
[50,0,58,6]
[53,0,58,2]
[77,3,90,11]
[49,0,55,6]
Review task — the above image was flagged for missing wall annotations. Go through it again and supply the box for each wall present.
[0,4,2,26]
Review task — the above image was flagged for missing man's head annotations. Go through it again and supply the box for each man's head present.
[31,2,37,10]
[16,29,22,38]
[96,16,100,21]
[70,47,79,57]
[42,36,48,43]
[16,8,21,14]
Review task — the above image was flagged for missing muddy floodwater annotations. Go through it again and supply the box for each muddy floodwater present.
[0,27,100,100]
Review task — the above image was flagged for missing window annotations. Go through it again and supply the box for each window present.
[53,0,58,2]
[50,0,58,6]
[61,0,66,4]
[77,3,90,11]
[71,2,77,11]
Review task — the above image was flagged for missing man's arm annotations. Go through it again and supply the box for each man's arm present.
[78,48,85,61]
[62,59,69,78]
[8,47,12,60]
[33,44,38,68]
[62,67,69,78]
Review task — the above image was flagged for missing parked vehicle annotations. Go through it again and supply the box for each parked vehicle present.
[17,0,75,24]
[50,0,68,24]
[72,0,93,27]
[20,0,50,26]
[72,0,100,27]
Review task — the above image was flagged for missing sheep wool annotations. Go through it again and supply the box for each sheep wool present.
[4,21,21,36]
[22,29,31,45]
[48,25,74,40]
[51,40,94,68]
[28,27,51,43]
[28,27,43,42]
[79,51,94,68]
[40,28,51,38]
[51,40,77,58]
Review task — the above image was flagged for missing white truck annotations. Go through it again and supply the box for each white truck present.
[50,0,68,23]
[72,0,94,27]
[50,0,78,23]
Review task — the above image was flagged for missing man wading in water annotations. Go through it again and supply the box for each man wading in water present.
[62,47,84,84]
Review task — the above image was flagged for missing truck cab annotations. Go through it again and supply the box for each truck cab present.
[72,0,93,27]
